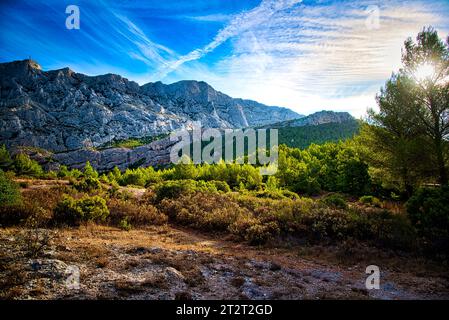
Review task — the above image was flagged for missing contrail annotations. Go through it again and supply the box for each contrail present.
[157,0,303,78]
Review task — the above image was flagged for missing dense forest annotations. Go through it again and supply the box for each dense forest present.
[277,120,360,149]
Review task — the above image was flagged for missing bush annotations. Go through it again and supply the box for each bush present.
[57,165,70,178]
[119,169,146,186]
[406,187,449,253]
[365,210,416,250]
[0,186,67,227]
[244,222,280,245]
[57,165,83,179]
[13,153,43,177]
[73,176,101,192]
[83,161,98,179]
[229,216,280,245]
[43,171,58,179]
[152,180,218,202]
[359,195,381,207]
[53,195,109,226]
[0,144,13,170]
[118,217,132,231]
[107,198,167,226]
[0,169,21,206]
[321,194,348,210]
[209,180,231,193]
[253,189,299,200]
[159,192,247,231]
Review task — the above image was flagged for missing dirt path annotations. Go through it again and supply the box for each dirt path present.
[1,225,448,300]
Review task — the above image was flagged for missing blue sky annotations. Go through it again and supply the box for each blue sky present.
[1,0,448,116]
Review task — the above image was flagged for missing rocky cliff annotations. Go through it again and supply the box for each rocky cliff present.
[0,59,300,153]
[264,110,354,128]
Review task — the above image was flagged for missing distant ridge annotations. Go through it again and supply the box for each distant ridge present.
[261,110,355,129]
[0,59,301,152]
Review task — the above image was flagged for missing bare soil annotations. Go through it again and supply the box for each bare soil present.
[1,224,448,300]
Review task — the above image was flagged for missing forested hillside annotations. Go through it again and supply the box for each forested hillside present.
[278,120,360,149]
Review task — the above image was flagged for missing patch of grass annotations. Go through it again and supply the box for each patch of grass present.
[102,134,169,149]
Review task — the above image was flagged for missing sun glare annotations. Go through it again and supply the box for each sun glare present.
[413,62,435,82]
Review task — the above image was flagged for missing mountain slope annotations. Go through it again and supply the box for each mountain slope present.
[259,110,359,149]
[278,120,360,149]
[0,59,301,152]
[264,110,354,128]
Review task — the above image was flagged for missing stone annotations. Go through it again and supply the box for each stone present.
[0,59,301,154]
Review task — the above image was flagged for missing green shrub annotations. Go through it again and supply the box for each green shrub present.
[152,180,218,202]
[209,180,231,193]
[99,174,110,184]
[13,153,43,177]
[119,168,146,186]
[0,145,13,170]
[73,176,101,192]
[70,168,83,179]
[83,161,99,179]
[406,187,449,253]
[359,195,381,207]
[0,169,21,206]
[53,195,109,226]
[253,189,299,200]
[43,171,58,179]
[321,194,348,209]
[172,160,198,180]
[302,207,352,240]
[57,165,70,178]
[119,217,132,231]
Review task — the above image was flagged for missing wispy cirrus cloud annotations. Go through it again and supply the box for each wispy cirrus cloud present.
[156,0,303,78]
[184,13,234,23]
[171,0,449,116]
[1,0,448,117]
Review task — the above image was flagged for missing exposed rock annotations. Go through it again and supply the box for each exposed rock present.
[264,110,355,128]
[28,259,68,279]
[0,59,301,153]
[165,267,186,282]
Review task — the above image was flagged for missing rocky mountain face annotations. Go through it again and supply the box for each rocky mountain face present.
[1,60,355,171]
[264,110,354,128]
[0,59,300,153]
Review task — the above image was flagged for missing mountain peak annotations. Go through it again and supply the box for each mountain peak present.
[17,59,42,70]
[0,59,42,78]
[0,59,301,152]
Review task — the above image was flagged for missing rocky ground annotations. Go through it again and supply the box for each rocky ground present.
[1,224,448,300]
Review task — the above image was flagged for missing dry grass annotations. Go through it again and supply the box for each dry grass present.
[107,198,167,227]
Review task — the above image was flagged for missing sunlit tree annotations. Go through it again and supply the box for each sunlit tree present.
[364,27,448,188]
[402,27,449,185]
